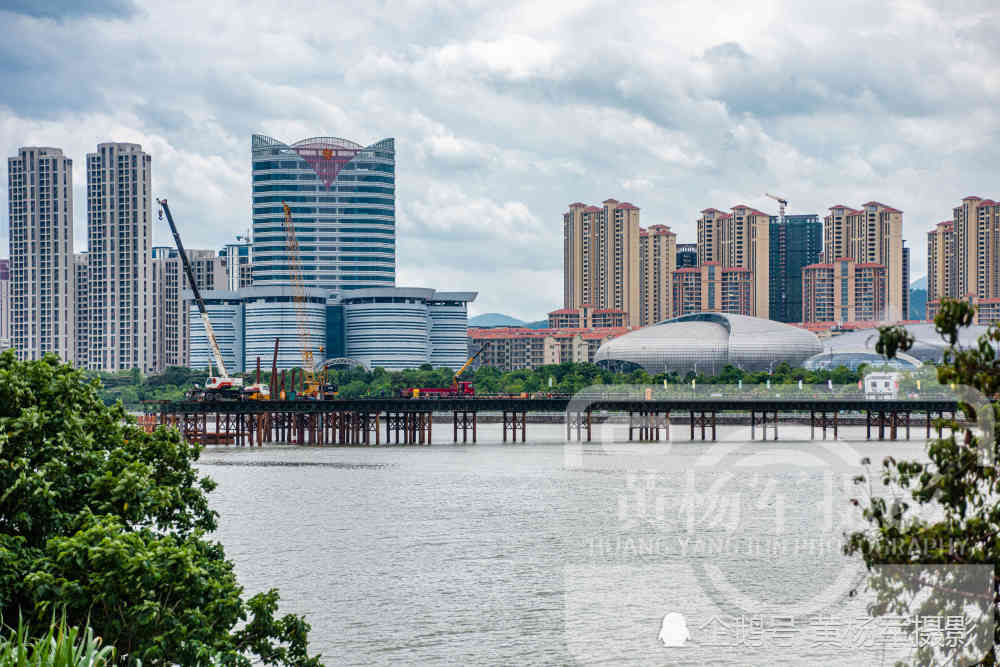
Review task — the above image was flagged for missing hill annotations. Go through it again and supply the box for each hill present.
[468,313,526,327]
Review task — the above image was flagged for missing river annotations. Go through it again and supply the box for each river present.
[199,422,980,666]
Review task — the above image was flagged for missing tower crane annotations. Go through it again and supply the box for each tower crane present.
[281,202,328,398]
[157,199,243,399]
[765,193,787,224]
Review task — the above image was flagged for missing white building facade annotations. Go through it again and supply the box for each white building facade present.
[7,147,75,361]
[85,142,154,372]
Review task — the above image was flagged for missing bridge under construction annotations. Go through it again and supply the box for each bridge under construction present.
[145,396,963,447]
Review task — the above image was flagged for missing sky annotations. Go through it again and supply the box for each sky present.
[2,0,999,320]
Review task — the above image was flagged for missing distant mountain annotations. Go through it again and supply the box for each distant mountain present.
[523,319,549,329]
[468,313,526,327]
[910,275,927,290]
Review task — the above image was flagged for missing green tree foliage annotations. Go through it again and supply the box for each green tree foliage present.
[848,299,1000,664]
[0,350,322,665]
[89,358,866,409]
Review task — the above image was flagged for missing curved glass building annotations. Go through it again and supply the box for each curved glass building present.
[242,287,328,371]
[428,292,478,368]
[343,288,477,371]
[594,313,822,375]
[251,135,395,294]
[188,291,244,373]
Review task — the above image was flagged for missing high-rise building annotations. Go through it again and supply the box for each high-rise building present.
[0,258,9,349]
[953,196,999,301]
[85,142,153,372]
[926,220,955,316]
[151,247,228,371]
[638,224,676,326]
[563,200,641,326]
[696,205,770,318]
[802,259,887,324]
[724,205,771,319]
[7,146,75,361]
[73,253,88,365]
[925,197,1000,324]
[902,241,910,320]
[768,214,822,323]
[696,208,727,265]
[822,202,904,320]
[250,135,396,293]
[676,243,697,268]
[222,237,253,290]
[672,263,751,317]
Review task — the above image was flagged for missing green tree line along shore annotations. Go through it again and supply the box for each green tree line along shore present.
[87,361,916,409]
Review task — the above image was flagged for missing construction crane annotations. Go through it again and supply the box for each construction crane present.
[281,202,323,398]
[157,199,243,399]
[401,341,490,398]
[765,193,787,224]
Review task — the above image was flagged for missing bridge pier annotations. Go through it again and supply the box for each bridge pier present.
[502,411,526,442]
[690,410,716,441]
[629,411,669,442]
[810,411,838,440]
[453,411,477,443]
[750,410,778,440]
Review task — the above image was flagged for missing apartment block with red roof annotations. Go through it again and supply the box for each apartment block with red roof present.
[671,263,751,317]
[802,258,887,324]
[547,304,627,329]
[638,224,676,325]
[468,325,630,372]
[563,200,641,327]
[694,206,769,318]
[927,220,954,309]
[822,202,904,320]
[924,197,1000,324]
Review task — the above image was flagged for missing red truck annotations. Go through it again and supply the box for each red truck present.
[400,380,476,398]
[401,343,489,398]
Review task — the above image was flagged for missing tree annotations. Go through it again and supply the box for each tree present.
[0,350,322,666]
[846,300,1000,664]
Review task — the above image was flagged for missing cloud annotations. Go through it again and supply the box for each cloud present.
[2,0,1000,319]
[0,0,136,20]
[703,42,751,64]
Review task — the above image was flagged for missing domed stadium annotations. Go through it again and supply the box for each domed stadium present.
[804,321,991,369]
[594,313,823,375]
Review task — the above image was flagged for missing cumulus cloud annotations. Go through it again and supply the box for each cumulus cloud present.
[3,0,1000,318]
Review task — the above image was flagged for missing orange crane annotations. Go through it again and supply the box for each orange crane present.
[281,202,335,399]
[401,341,490,398]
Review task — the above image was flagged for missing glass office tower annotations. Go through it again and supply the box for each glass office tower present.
[250,135,396,294]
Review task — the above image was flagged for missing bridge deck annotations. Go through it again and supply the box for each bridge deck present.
[154,396,961,414]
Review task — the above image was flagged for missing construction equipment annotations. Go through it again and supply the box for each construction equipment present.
[765,193,787,224]
[157,199,243,400]
[281,202,329,399]
[242,356,270,400]
[402,341,490,398]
